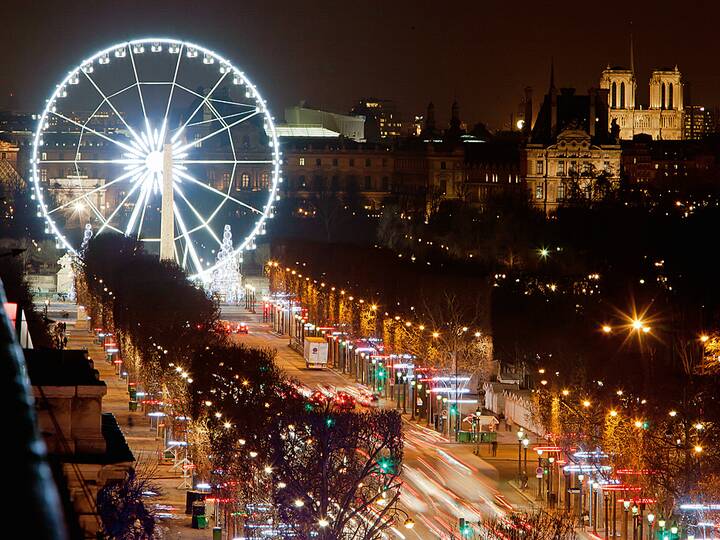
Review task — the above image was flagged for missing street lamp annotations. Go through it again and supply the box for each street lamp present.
[474,407,482,455]
[522,437,529,479]
[517,429,525,480]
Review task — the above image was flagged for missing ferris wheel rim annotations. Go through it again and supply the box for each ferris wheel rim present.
[31,36,281,281]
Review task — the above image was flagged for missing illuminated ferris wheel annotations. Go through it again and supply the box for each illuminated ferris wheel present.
[31,38,280,280]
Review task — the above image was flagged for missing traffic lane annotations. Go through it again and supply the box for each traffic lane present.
[399,423,530,538]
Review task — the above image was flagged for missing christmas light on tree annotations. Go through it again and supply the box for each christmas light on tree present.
[211,224,242,303]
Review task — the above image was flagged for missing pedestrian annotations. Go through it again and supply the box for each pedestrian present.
[491,440,498,456]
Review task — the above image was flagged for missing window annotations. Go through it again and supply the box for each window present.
[1,153,5,159]
[557,161,565,176]
[381,176,389,191]
[620,81,625,109]
[535,160,543,175]
[571,161,577,172]
[364,176,372,190]
[603,161,610,171]
[332,158,338,166]
[365,158,371,167]
[40,169,47,182]
[315,158,321,167]
[331,175,340,190]
[557,183,565,200]
[222,172,230,187]
[241,173,250,189]
[299,157,305,166]
[440,161,446,170]
[535,185,543,199]
[260,172,269,190]
[41,152,47,160]
[349,158,355,167]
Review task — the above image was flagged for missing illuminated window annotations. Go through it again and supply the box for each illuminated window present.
[241,173,250,189]
[557,161,565,176]
[40,169,47,182]
[260,172,269,190]
[535,185,543,199]
[558,183,565,200]
[299,157,305,166]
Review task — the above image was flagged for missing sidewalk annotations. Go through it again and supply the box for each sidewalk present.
[66,323,210,539]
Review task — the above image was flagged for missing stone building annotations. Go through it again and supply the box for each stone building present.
[25,348,134,538]
[600,57,684,140]
[524,67,621,213]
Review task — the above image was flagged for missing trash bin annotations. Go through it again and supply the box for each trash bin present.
[192,515,207,529]
[128,401,138,412]
[128,388,137,400]
[213,526,222,540]
[186,491,206,514]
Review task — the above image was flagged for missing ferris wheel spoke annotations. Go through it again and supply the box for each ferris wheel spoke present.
[174,83,256,110]
[47,166,144,215]
[173,168,263,214]
[81,69,149,152]
[172,203,205,276]
[135,185,150,240]
[50,111,138,154]
[128,45,150,136]
[125,179,150,235]
[159,43,184,146]
[176,159,273,165]
[174,110,260,155]
[173,184,223,247]
[170,70,230,144]
[97,180,144,235]
[39,159,143,165]
[184,110,258,129]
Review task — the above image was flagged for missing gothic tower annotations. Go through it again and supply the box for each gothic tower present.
[649,67,683,110]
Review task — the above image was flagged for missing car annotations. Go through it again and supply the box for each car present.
[334,391,356,410]
[236,322,249,334]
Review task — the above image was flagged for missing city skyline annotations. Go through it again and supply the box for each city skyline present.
[5,0,720,130]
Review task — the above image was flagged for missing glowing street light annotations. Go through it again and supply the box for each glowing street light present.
[602,325,612,334]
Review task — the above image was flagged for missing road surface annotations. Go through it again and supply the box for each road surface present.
[224,308,537,539]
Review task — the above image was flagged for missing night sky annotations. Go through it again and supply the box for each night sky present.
[5,0,719,130]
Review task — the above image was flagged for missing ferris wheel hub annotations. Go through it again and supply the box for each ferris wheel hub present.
[145,150,164,174]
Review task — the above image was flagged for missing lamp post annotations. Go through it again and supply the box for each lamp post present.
[647,513,655,540]
[522,437,529,477]
[474,407,482,455]
[631,505,639,540]
[537,449,543,500]
[517,429,525,480]
[623,500,630,540]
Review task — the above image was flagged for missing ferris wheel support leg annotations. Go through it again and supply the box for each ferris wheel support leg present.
[159,142,175,262]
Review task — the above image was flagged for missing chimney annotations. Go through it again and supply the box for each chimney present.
[523,86,533,135]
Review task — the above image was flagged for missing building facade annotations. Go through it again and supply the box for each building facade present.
[350,98,403,143]
[524,78,621,213]
[600,65,684,140]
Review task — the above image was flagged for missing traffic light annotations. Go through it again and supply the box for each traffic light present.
[458,518,472,537]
